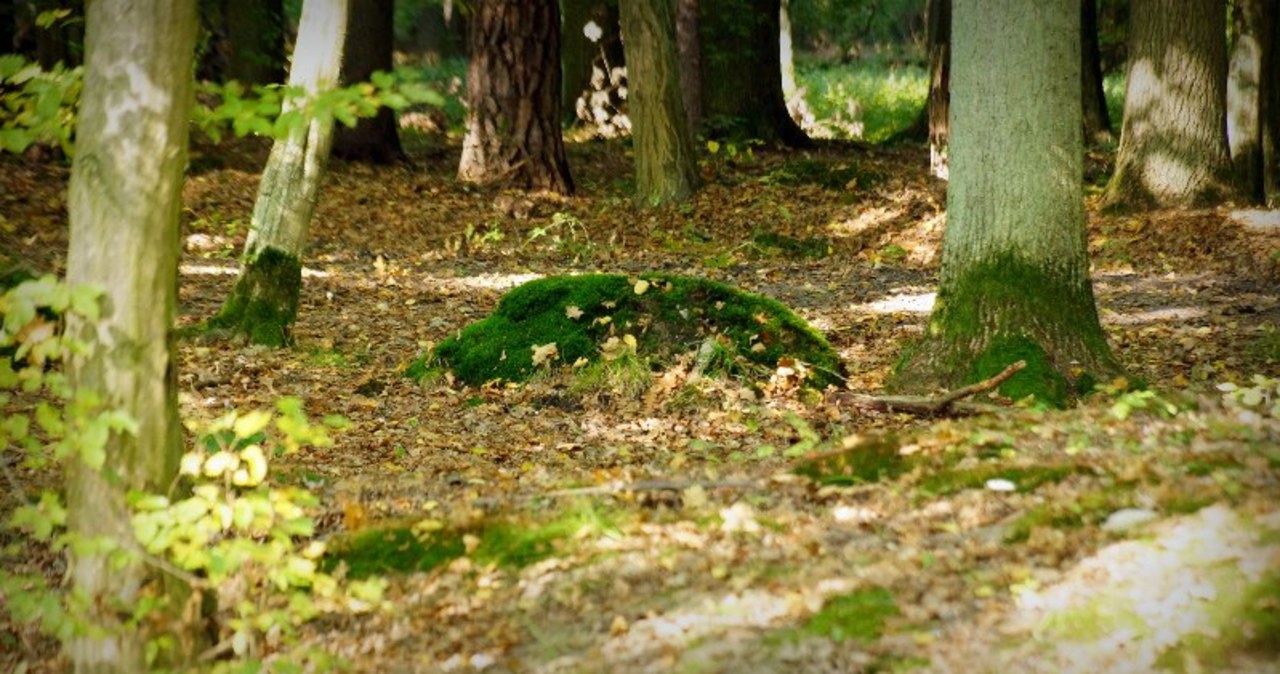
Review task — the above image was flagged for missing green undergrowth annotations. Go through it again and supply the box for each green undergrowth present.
[793,435,908,485]
[323,505,621,579]
[760,158,881,192]
[408,273,846,390]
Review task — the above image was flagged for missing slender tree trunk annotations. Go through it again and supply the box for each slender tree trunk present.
[332,0,404,164]
[1081,0,1113,144]
[779,0,797,102]
[212,0,349,346]
[64,1,197,671]
[1267,0,1280,202]
[619,0,700,204]
[891,0,1119,406]
[901,0,950,173]
[1228,0,1269,204]
[1104,0,1235,209]
[675,0,702,132]
[459,0,574,193]
[698,0,809,146]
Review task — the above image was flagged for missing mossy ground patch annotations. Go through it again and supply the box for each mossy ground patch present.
[408,273,846,389]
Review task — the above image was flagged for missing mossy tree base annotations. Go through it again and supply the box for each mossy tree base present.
[891,255,1122,408]
[408,273,846,389]
[209,247,302,347]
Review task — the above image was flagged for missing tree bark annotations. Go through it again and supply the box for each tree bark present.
[900,0,950,174]
[332,0,404,164]
[1081,0,1114,145]
[459,0,574,193]
[1227,0,1270,204]
[675,0,702,132]
[1104,0,1235,209]
[891,0,1119,406]
[212,0,349,346]
[619,0,700,204]
[698,0,809,147]
[1267,0,1280,201]
[64,0,197,671]
[198,0,285,86]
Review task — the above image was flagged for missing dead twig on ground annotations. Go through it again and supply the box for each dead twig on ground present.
[830,360,1027,416]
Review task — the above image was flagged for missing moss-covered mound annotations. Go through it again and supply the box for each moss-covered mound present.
[408,273,846,389]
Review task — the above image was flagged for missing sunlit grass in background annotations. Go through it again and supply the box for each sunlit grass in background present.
[796,57,927,143]
[1103,72,1126,137]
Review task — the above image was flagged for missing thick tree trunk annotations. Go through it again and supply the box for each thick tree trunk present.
[891,0,1119,406]
[1228,0,1269,204]
[1081,0,1113,145]
[561,0,622,122]
[459,0,574,193]
[332,0,404,164]
[675,0,702,132]
[198,0,285,86]
[1104,0,1235,209]
[64,1,197,671]
[213,0,349,346]
[619,0,700,204]
[698,0,809,147]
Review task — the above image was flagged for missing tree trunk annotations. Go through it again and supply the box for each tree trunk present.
[1081,0,1113,145]
[1104,0,1235,209]
[675,0,702,132]
[891,0,1119,406]
[698,0,809,146]
[619,0,700,204]
[1267,0,1280,201]
[64,1,197,671]
[459,0,574,193]
[1227,0,1269,204]
[561,0,622,122]
[900,0,950,173]
[779,0,797,103]
[404,0,467,61]
[198,0,285,86]
[212,0,349,346]
[332,0,404,164]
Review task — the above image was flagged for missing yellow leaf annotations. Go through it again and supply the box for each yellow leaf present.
[531,342,559,366]
[565,305,584,319]
[232,410,271,439]
[633,279,650,295]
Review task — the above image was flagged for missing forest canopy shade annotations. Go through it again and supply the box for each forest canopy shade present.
[407,273,846,389]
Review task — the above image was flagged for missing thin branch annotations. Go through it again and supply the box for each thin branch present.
[830,360,1027,416]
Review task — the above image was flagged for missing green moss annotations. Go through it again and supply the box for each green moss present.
[411,273,845,389]
[801,587,899,642]
[892,254,1118,406]
[794,435,907,485]
[208,247,301,347]
[969,335,1068,408]
[323,507,619,579]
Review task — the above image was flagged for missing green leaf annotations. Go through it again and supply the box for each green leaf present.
[233,410,272,439]
[35,401,64,436]
[69,284,102,320]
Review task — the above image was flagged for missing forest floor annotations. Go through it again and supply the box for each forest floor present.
[2,134,1280,674]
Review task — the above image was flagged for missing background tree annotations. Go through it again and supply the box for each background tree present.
[1104,0,1234,209]
[64,0,197,670]
[1081,0,1114,144]
[212,0,349,346]
[618,0,700,204]
[198,0,285,86]
[898,0,950,178]
[332,0,404,164]
[459,0,574,193]
[675,0,701,131]
[892,0,1119,405]
[698,0,809,146]
[1227,0,1271,204]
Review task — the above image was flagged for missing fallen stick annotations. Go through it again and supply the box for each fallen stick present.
[830,360,1027,416]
